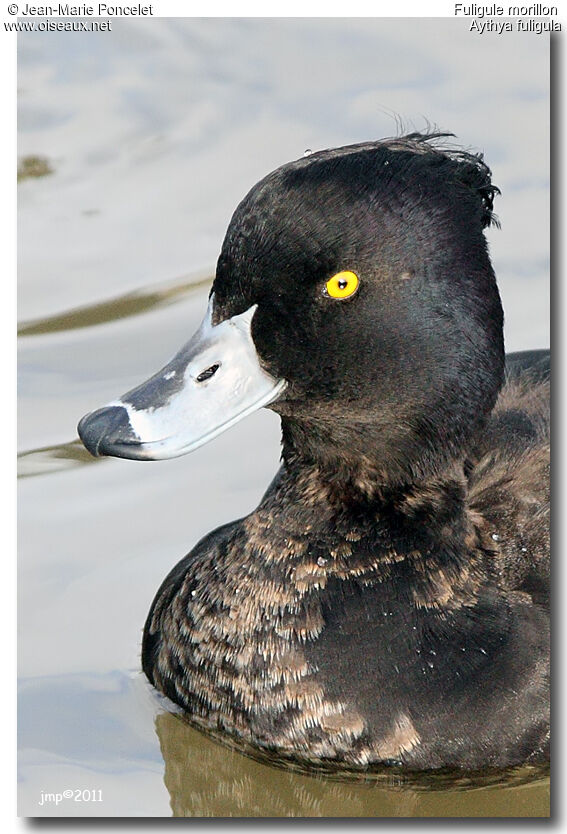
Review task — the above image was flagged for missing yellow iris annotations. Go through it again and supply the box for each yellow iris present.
[325,270,359,300]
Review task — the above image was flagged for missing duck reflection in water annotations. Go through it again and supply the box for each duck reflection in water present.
[155,712,549,817]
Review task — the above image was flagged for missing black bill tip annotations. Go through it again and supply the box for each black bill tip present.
[77,405,138,458]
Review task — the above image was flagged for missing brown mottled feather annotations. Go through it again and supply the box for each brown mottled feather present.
[469,377,550,606]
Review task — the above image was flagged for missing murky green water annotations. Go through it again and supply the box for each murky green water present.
[18,18,550,817]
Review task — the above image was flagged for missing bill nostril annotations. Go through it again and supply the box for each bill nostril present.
[196,363,220,383]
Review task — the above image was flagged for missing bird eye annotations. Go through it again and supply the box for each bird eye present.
[324,271,359,300]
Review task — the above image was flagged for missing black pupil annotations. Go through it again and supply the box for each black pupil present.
[338,279,348,289]
[196,364,219,382]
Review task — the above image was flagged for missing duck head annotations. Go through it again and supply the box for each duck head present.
[78,134,504,488]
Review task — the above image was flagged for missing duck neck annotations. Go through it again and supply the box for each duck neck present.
[278,415,483,568]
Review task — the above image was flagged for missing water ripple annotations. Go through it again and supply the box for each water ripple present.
[18,273,213,337]
[17,440,101,479]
